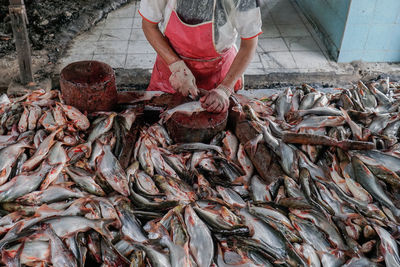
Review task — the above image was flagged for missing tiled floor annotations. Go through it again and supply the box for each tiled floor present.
[58,0,338,74]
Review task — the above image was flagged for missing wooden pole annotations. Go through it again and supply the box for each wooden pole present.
[9,0,34,85]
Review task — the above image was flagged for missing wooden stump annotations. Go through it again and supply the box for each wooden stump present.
[166,110,228,143]
[60,61,118,113]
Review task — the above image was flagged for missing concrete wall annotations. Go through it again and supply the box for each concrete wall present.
[339,0,400,62]
[294,0,351,60]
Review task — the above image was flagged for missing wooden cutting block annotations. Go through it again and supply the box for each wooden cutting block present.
[166,106,228,144]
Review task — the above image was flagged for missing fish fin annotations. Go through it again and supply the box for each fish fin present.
[1,240,24,264]
[33,204,59,217]
[0,167,10,180]
[244,134,262,157]
[94,219,114,240]
[339,107,351,123]
[159,111,171,123]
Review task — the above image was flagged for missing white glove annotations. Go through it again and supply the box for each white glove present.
[200,84,232,113]
[168,60,198,97]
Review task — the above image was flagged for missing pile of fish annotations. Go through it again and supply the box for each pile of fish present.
[0,78,399,267]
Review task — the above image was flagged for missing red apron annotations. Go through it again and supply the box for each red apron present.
[147,3,242,93]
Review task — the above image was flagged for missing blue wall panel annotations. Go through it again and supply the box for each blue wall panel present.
[339,0,400,62]
[296,0,400,62]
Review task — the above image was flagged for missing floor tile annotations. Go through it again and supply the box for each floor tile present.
[260,12,274,24]
[270,11,303,25]
[93,54,127,68]
[130,28,147,41]
[125,53,157,69]
[291,51,330,70]
[100,29,131,41]
[127,40,156,54]
[260,51,297,69]
[94,40,129,54]
[248,61,264,68]
[58,54,94,70]
[103,18,134,29]
[132,17,142,28]
[276,24,310,37]
[251,54,262,63]
[73,31,101,43]
[258,38,289,52]
[260,24,281,38]
[68,42,97,55]
[245,68,266,75]
[284,37,321,51]
[107,4,136,18]
[265,0,293,9]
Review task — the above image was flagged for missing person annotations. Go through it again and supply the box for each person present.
[139,0,262,113]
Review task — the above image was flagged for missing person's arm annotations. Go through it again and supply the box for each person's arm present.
[221,37,258,89]
[142,19,198,97]
[141,19,180,65]
[201,37,258,113]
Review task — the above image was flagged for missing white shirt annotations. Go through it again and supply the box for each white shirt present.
[139,0,262,53]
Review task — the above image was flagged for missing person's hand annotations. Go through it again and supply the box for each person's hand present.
[168,60,198,97]
[200,85,232,113]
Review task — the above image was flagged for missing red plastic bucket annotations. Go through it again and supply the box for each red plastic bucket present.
[60,60,117,113]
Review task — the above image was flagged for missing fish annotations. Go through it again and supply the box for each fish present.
[374,226,400,266]
[21,128,62,172]
[132,242,171,267]
[250,175,272,202]
[352,156,400,218]
[138,135,155,176]
[299,91,321,110]
[97,145,130,196]
[114,198,148,243]
[275,88,292,121]
[293,116,345,131]
[1,80,400,266]
[290,209,346,250]
[169,142,223,154]
[0,138,31,185]
[160,235,192,267]
[27,105,41,130]
[193,204,244,232]
[16,185,86,205]
[44,224,78,267]
[154,175,196,203]
[160,101,206,122]
[46,216,113,239]
[57,103,90,130]
[0,162,52,202]
[222,131,239,161]
[289,214,331,252]
[18,105,29,133]
[5,241,50,266]
[293,243,320,267]
[239,208,305,265]
[184,205,214,267]
[287,106,342,121]
[148,123,172,147]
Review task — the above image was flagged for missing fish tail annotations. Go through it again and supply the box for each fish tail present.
[391,207,400,221]
[94,219,114,240]
[244,134,262,157]
[339,107,351,123]
[160,111,171,122]
[1,240,24,264]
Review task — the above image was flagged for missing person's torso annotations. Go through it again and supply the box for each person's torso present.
[160,0,236,53]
